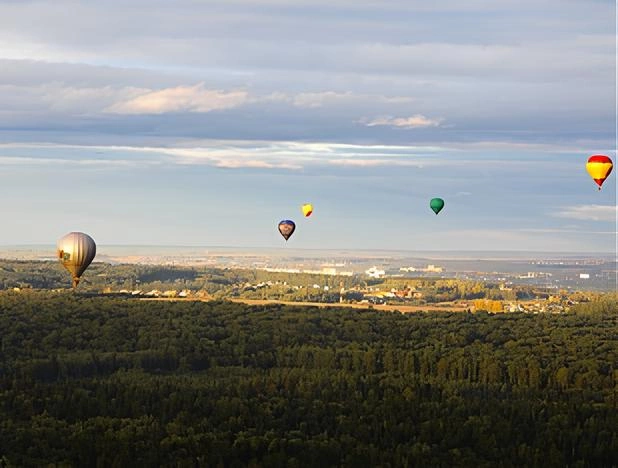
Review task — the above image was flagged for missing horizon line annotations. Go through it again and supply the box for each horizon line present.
[0,244,615,256]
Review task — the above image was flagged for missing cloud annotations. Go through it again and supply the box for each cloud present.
[164,147,304,169]
[0,83,143,116]
[365,114,444,128]
[105,83,249,114]
[0,141,446,172]
[453,140,612,154]
[293,91,352,108]
[328,158,424,167]
[514,228,616,234]
[291,91,414,108]
[149,141,452,169]
[0,155,156,167]
[0,2,612,81]
[1,141,586,174]
[554,205,617,222]
[0,42,613,147]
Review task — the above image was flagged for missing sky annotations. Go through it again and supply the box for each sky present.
[0,0,616,252]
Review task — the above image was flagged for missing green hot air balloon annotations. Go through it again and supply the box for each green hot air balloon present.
[430,198,445,215]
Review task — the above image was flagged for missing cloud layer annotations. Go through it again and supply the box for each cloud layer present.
[555,205,617,222]
[0,0,614,148]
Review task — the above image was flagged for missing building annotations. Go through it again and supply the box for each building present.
[365,266,385,278]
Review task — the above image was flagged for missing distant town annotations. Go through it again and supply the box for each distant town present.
[0,245,614,315]
[2,245,614,291]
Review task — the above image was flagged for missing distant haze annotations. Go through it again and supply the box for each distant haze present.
[0,245,614,262]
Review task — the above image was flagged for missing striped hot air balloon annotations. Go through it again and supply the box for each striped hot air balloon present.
[57,232,96,288]
[586,155,613,190]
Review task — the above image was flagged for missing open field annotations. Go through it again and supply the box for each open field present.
[230,298,471,312]
[141,297,471,312]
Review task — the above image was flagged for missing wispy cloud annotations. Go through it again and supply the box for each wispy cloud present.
[554,205,617,222]
[0,83,143,115]
[0,141,584,173]
[291,91,414,108]
[292,91,352,108]
[365,114,444,128]
[328,158,424,167]
[514,228,616,234]
[0,156,157,167]
[105,83,248,114]
[164,147,304,169]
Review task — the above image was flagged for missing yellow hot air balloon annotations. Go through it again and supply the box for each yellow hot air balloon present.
[57,232,97,288]
[301,203,313,217]
[586,155,613,190]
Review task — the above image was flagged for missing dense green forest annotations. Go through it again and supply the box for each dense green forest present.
[0,291,616,466]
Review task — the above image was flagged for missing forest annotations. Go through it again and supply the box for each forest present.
[0,290,616,466]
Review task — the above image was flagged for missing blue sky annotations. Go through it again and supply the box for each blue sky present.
[0,0,615,251]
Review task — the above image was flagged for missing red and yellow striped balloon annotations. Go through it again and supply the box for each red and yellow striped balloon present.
[586,154,613,190]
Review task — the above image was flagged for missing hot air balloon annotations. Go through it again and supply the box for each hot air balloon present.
[586,155,613,190]
[57,232,96,288]
[301,203,313,217]
[278,220,296,241]
[430,198,445,215]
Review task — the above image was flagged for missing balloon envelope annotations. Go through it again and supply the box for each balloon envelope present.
[586,155,613,189]
[430,198,445,215]
[301,203,313,217]
[278,220,296,241]
[57,232,96,288]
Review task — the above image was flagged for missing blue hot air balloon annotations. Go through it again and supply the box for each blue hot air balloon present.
[278,220,296,241]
